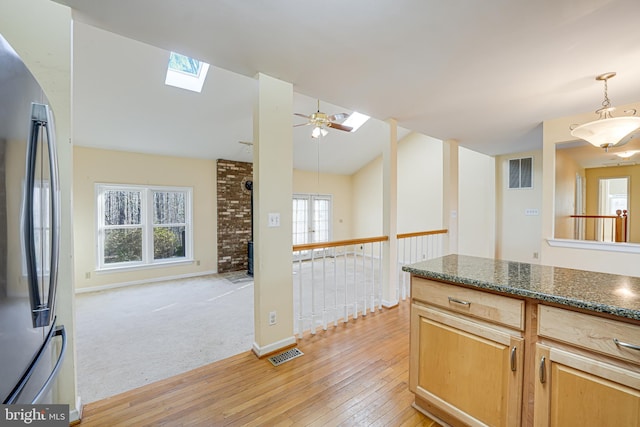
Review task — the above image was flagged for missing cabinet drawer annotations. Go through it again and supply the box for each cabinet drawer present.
[538,305,640,365]
[411,277,524,330]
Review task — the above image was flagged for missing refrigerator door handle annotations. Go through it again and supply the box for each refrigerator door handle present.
[32,325,66,404]
[24,103,60,328]
[4,323,66,404]
[44,103,61,323]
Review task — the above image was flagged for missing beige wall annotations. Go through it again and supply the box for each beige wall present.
[73,147,217,290]
[351,156,383,237]
[292,169,352,241]
[585,164,640,243]
[397,132,443,234]
[351,132,444,238]
[252,73,295,354]
[541,101,640,276]
[494,150,542,263]
[459,147,496,258]
[554,149,584,239]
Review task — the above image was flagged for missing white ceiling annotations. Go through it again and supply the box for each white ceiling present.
[57,0,640,174]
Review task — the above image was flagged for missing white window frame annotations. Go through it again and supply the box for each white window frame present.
[96,184,193,271]
[293,193,333,261]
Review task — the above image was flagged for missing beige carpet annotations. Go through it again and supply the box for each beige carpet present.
[75,272,254,404]
[76,256,404,404]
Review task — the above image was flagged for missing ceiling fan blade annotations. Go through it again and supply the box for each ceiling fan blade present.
[329,113,350,121]
[293,123,311,127]
[327,122,353,132]
[294,113,311,119]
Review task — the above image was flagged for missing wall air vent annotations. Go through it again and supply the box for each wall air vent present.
[508,157,533,189]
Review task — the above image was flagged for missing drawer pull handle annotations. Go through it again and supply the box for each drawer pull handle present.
[614,338,640,351]
[510,346,517,372]
[447,297,471,307]
[539,356,546,384]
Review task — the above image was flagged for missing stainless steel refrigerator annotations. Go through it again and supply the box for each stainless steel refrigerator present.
[0,34,67,405]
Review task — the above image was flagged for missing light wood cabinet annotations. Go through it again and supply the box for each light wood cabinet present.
[534,306,640,426]
[410,278,524,426]
[410,276,640,427]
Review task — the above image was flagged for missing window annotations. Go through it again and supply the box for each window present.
[508,157,533,189]
[96,184,192,270]
[164,51,210,93]
[342,112,370,132]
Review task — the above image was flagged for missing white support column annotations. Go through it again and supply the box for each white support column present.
[443,139,459,254]
[382,118,399,307]
[252,73,296,357]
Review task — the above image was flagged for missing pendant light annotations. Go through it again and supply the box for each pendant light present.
[570,72,640,151]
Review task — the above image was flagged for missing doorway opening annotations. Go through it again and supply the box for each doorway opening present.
[598,177,629,241]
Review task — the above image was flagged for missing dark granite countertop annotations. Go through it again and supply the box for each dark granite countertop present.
[402,254,640,321]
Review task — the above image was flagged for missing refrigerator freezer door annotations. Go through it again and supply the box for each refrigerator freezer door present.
[0,33,65,405]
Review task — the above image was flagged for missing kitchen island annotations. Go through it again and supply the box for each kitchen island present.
[403,254,640,427]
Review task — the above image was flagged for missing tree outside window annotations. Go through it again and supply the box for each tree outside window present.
[97,185,192,269]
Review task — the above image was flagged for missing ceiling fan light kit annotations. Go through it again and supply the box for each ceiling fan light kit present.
[311,126,328,139]
[294,99,353,139]
[570,72,640,152]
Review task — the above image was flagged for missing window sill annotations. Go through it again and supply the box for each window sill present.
[546,238,640,254]
[96,259,195,275]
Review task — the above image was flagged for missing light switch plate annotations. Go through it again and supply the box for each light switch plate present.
[525,208,539,216]
[268,212,280,227]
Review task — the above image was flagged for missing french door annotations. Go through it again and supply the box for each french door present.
[293,194,332,250]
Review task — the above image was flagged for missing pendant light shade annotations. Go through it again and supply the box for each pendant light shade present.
[570,72,640,151]
[571,116,640,149]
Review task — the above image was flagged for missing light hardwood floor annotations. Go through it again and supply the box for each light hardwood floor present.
[79,301,436,426]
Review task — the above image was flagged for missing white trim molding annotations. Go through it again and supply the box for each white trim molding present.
[69,396,83,423]
[252,336,297,358]
[382,299,399,308]
[547,238,640,254]
[75,270,217,294]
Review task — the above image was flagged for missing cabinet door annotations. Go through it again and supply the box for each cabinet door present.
[534,344,640,427]
[410,304,523,426]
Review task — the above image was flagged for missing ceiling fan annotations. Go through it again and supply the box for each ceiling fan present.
[294,100,353,138]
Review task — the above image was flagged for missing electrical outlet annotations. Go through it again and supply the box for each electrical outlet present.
[269,311,277,325]
[85,272,91,279]
[196,260,201,266]
[533,252,539,259]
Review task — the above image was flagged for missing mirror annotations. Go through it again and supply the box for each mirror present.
[555,136,640,243]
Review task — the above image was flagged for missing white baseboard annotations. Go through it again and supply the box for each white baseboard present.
[75,270,218,294]
[382,299,399,308]
[252,336,297,358]
[70,396,82,423]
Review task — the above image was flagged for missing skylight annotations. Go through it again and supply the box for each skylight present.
[343,111,370,132]
[165,52,210,93]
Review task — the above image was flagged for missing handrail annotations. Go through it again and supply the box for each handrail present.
[293,236,388,252]
[570,209,627,220]
[397,229,448,239]
[570,209,628,243]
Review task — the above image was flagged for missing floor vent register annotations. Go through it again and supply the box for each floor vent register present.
[268,348,304,366]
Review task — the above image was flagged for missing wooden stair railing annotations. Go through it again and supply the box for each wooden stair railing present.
[570,209,628,242]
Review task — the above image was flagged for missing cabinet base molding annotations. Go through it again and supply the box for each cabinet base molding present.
[413,396,465,427]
